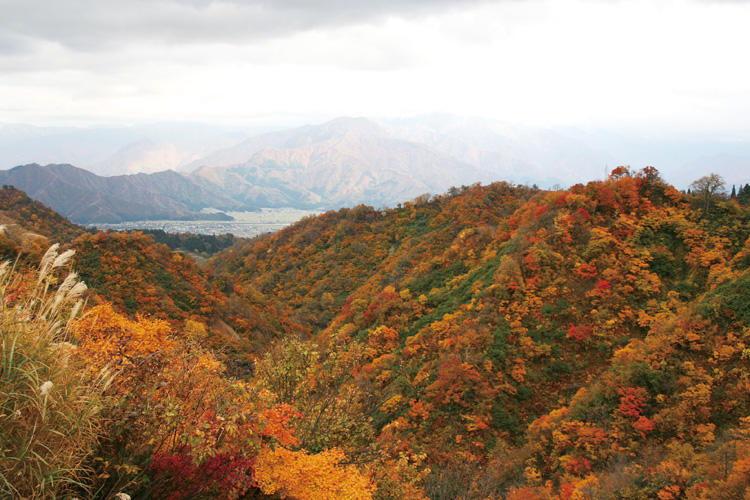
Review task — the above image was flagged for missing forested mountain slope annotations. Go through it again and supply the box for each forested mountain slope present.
[212,167,750,498]
[0,185,254,367]
[3,168,750,499]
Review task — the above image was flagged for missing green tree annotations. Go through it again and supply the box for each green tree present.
[738,184,750,206]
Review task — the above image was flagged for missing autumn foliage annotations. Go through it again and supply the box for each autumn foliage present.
[3,167,750,498]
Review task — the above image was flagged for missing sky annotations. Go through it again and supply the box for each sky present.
[2,0,750,137]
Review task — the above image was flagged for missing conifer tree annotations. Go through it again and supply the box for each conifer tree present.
[738,184,750,206]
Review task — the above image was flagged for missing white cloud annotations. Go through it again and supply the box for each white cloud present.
[0,0,749,135]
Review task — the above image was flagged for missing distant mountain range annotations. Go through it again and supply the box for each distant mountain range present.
[0,118,508,223]
[1,116,749,224]
[0,118,503,223]
[188,117,500,209]
[0,164,240,224]
[0,122,255,176]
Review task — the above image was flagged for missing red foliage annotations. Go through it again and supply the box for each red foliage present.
[567,325,593,341]
[563,456,592,475]
[560,482,577,500]
[618,387,649,419]
[577,263,598,279]
[596,185,620,213]
[148,450,255,500]
[633,416,656,438]
[594,280,611,296]
[610,166,630,179]
[595,280,611,290]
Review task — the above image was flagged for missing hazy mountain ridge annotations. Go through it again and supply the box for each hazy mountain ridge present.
[2,117,749,224]
[1,118,510,222]
[385,116,617,185]
[91,131,252,176]
[0,122,253,176]
[0,164,243,223]
[191,117,502,210]
[3,117,749,190]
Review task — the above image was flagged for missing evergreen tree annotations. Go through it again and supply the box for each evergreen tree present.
[738,183,750,206]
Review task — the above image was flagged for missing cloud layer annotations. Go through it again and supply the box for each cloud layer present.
[1,0,494,52]
[2,0,749,136]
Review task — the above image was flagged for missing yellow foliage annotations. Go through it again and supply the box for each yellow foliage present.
[569,474,600,500]
[74,303,175,366]
[255,446,374,500]
[184,319,208,340]
[511,358,527,383]
[380,394,404,413]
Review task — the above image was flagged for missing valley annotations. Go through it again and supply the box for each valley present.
[88,207,321,237]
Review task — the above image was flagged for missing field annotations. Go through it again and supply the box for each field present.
[89,208,321,237]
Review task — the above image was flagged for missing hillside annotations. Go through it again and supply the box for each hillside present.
[211,167,750,498]
[0,185,253,365]
[0,163,243,223]
[0,184,89,260]
[3,168,750,499]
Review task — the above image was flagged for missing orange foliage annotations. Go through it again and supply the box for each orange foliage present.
[254,446,374,500]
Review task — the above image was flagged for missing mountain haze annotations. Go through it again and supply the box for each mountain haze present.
[190,117,502,209]
[1,118,510,222]
[3,117,749,225]
[0,164,243,223]
[0,122,252,176]
[386,116,615,186]
[3,117,750,190]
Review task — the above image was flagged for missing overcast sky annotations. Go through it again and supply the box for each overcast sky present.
[1,0,749,137]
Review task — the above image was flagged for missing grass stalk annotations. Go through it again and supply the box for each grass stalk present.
[1,245,105,499]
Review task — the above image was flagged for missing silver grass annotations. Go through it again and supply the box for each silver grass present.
[58,272,78,295]
[37,243,60,283]
[52,249,76,269]
[66,282,88,303]
[0,260,10,278]
[68,299,84,326]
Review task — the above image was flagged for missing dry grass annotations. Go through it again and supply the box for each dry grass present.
[1,245,110,499]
